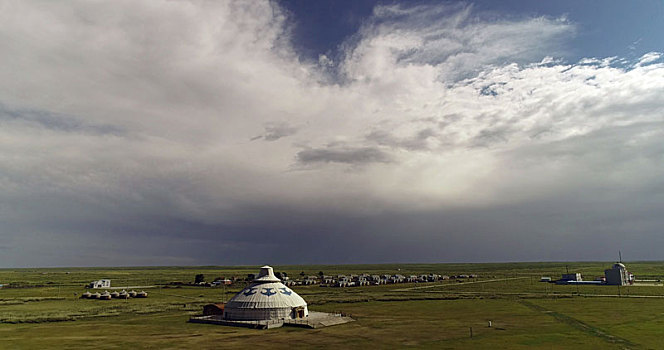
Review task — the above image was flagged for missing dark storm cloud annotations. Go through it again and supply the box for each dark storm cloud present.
[365,128,439,151]
[5,188,664,267]
[296,146,392,165]
[262,122,299,141]
[470,126,512,148]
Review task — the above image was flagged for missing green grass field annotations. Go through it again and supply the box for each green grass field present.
[2,262,664,349]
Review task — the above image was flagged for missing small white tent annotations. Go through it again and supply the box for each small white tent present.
[223,266,308,321]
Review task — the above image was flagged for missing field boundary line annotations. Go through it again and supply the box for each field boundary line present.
[518,300,639,349]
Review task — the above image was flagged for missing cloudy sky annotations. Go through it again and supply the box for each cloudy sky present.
[1,1,663,267]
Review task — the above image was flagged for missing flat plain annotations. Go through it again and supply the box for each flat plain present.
[2,262,664,349]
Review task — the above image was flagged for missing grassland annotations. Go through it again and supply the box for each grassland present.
[2,261,664,349]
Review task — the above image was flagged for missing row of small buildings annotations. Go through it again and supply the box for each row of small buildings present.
[284,273,479,287]
[80,290,147,299]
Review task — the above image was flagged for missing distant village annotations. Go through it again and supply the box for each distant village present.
[182,272,481,288]
[284,273,478,287]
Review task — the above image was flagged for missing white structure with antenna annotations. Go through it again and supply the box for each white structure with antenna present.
[604,251,633,285]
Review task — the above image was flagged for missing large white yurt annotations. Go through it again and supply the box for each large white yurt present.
[223,266,309,321]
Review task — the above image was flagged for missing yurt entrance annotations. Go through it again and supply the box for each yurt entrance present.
[293,306,306,318]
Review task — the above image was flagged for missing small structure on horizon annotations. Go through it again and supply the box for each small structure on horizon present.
[555,272,583,284]
[203,303,225,316]
[604,262,633,286]
[561,273,582,282]
[88,279,111,289]
[211,279,232,286]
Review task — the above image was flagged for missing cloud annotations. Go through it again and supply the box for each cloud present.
[297,146,392,165]
[636,52,662,66]
[0,104,123,135]
[340,3,574,82]
[255,121,299,141]
[1,1,664,265]
[365,127,440,151]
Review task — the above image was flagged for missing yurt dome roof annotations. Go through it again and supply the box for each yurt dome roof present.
[253,265,281,283]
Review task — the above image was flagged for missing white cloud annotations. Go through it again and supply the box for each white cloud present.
[636,51,662,66]
[341,3,573,82]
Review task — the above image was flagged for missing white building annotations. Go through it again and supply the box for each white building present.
[223,266,308,321]
[88,279,111,289]
[604,263,632,286]
[561,273,582,282]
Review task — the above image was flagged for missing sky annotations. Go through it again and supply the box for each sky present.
[1,0,663,267]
